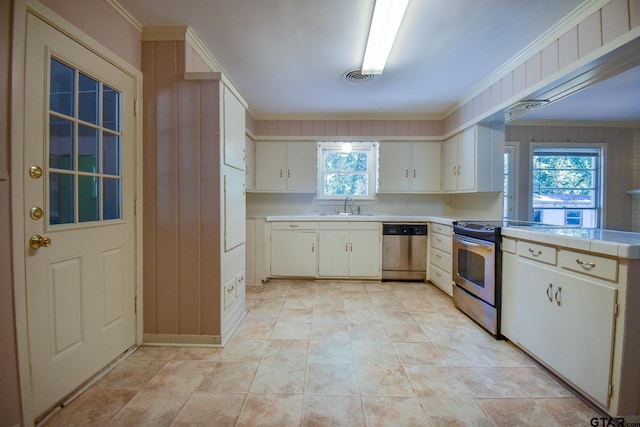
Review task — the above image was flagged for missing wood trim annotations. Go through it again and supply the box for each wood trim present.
[143,334,222,346]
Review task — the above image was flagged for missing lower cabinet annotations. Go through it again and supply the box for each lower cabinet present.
[270,222,317,277]
[428,223,453,295]
[318,222,381,279]
[514,254,617,407]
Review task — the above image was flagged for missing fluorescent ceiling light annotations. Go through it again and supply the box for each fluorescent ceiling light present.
[361,0,409,75]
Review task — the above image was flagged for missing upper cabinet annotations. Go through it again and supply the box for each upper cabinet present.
[222,86,246,171]
[441,124,503,193]
[378,142,441,193]
[255,141,316,192]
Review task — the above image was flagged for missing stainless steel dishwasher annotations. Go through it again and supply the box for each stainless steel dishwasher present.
[382,223,428,281]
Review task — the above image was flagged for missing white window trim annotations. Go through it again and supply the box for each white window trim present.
[316,141,378,200]
[529,142,606,227]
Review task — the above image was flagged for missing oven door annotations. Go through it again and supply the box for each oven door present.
[452,234,496,306]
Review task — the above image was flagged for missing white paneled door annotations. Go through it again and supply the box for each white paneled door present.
[23,14,136,416]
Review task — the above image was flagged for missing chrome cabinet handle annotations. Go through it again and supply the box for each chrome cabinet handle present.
[312,243,315,253]
[280,169,283,178]
[554,286,562,306]
[288,169,291,178]
[405,169,409,178]
[528,248,542,257]
[289,224,298,228]
[457,165,461,175]
[452,166,457,175]
[576,259,596,269]
[413,169,416,178]
[546,283,553,302]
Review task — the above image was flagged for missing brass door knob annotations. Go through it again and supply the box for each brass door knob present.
[29,235,52,249]
[29,165,43,179]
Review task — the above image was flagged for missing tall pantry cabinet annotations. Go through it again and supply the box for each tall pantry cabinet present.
[142,36,246,347]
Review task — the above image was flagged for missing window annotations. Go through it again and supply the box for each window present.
[317,141,378,199]
[503,143,518,219]
[531,145,603,228]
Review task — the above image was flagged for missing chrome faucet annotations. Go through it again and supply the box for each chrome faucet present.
[344,196,353,214]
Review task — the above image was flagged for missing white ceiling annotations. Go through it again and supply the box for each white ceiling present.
[117,0,638,123]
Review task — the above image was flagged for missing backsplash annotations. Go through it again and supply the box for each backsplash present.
[247,191,502,219]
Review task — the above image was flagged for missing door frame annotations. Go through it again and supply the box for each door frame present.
[10,1,144,424]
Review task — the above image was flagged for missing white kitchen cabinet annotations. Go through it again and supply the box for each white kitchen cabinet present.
[270,222,317,277]
[224,168,245,251]
[500,237,517,338]
[245,136,256,191]
[255,141,316,192]
[318,222,381,278]
[515,257,617,407]
[441,124,503,193]
[246,218,268,284]
[222,85,246,171]
[378,142,441,193]
[428,223,453,295]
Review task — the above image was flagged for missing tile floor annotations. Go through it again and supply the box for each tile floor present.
[44,280,601,426]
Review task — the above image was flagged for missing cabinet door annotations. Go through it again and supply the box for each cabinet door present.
[411,142,441,192]
[224,168,245,251]
[286,142,316,192]
[378,142,411,192]
[256,142,286,191]
[457,127,476,191]
[271,230,317,276]
[318,230,350,277]
[552,271,616,406]
[500,250,517,339]
[223,86,246,171]
[349,229,381,277]
[442,136,458,192]
[515,260,557,364]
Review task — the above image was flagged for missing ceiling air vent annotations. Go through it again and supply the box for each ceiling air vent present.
[343,69,375,83]
[506,99,550,113]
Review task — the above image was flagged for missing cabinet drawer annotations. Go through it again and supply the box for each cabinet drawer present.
[271,221,317,230]
[517,241,557,265]
[431,233,452,253]
[224,279,236,309]
[501,237,516,254]
[318,221,349,230]
[558,249,618,282]
[350,221,380,230]
[431,223,452,237]
[429,263,452,293]
[431,247,451,273]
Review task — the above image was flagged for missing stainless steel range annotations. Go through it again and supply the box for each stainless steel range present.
[452,220,505,337]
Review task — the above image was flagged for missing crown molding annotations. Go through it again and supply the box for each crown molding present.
[249,112,445,121]
[509,119,640,128]
[107,0,142,32]
[442,0,610,118]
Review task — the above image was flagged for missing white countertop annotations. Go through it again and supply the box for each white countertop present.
[264,214,454,224]
[502,226,640,259]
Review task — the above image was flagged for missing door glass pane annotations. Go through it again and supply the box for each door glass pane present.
[49,116,74,170]
[50,173,74,224]
[78,125,98,173]
[103,178,121,220]
[103,85,120,131]
[103,132,120,175]
[49,59,74,116]
[78,175,99,222]
[78,73,99,125]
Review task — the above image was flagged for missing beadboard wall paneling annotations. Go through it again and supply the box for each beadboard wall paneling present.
[506,125,635,231]
[142,40,221,336]
[252,119,443,138]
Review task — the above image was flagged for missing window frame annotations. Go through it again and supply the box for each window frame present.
[316,141,378,200]
[529,142,605,228]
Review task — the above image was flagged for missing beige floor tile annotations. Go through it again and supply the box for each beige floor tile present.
[344,307,381,323]
[393,342,448,366]
[302,395,366,426]
[174,346,223,361]
[236,393,304,427]
[421,397,495,426]
[311,322,350,341]
[143,360,214,392]
[245,308,280,323]
[534,397,602,426]
[263,339,310,361]
[278,308,314,322]
[196,362,259,393]
[172,392,246,427]
[314,294,344,309]
[126,345,181,361]
[404,365,473,398]
[501,367,574,397]
[362,396,431,427]
[283,296,315,309]
[95,359,167,390]
[105,390,190,427]
[313,308,347,323]
[348,322,389,342]
[44,387,136,427]
[385,324,430,342]
[352,340,400,364]
[305,362,360,395]
[218,339,268,362]
[356,364,415,397]
[378,310,418,326]
[308,338,354,363]
[435,341,495,367]
[271,321,312,340]
[455,367,528,398]
[232,321,275,339]
[250,361,307,394]
[478,397,560,426]
[480,341,536,367]
[370,294,406,311]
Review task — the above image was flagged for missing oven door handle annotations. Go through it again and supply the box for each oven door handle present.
[453,234,494,249]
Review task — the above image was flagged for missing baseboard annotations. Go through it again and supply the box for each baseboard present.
[142,333,222,347]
